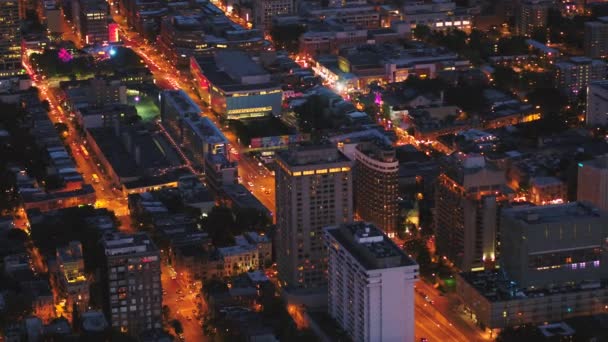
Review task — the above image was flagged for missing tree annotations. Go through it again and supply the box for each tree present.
[200,206,237,246]
[270,24,307,53]
[162,305,171,321]
[413,24,431,41]
[171,319,183,335]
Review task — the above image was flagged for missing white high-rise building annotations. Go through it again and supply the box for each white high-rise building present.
[325,222,419,342]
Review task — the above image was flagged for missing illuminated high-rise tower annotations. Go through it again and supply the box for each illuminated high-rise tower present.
[0,0,23,77]
[275,145,353,293]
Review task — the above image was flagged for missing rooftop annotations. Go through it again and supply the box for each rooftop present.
[325,222,417,270]
[459,269,608,302]
[102,232,158,256]
[276,145,351,167]
[501,202,605,225]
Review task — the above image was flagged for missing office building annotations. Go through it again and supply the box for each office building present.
[456,202,608,329]
[434,153,508,271]
[578,155,608,211]
[157,14,265,68]
[586,80,608,127]
[501,202,608,289]
[353,140,399,236]
[555,57,607,99]
[73,0,109,45]
[253,0,294,31]
[101,233,162,335]
[515,0,550,36]
[275,146,353,292]
[584,17,608,58]
[190,51,282,120]
[402,0,472,32]
[325,222,418,342]
[56,241,89,314]
[0,0,23,77]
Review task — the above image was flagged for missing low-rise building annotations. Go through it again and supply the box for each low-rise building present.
[529,177,567,205]
[190,51,282,120]
[56,241,89,314]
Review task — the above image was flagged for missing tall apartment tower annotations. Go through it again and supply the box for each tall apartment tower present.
[275,145,353,292]
[434,154,507,271]
[101,233,162,335]
[325,222,419,342]
[0,0,23,77]
[515,0,550,36]
[353,140,399,236]
[73,0,109,45]
[584,17,608,58]
[578,155,608,211]
[555,57,607,99]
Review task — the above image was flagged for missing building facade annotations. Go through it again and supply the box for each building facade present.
[325,222,418,342]
[275,146,353,291]
[554,57,607,99]
[253,0,294,31]
[190,51,283,120]
[515,0,550,36]
[500,202,608,289]
[577,155,608,211]
[586,80,608,127]
[101,233,162,335]
[584,18,608,58]
[72,0,109,45]
[0,0,23,77]
[56,241,89,314]
[529,176,567,205]
[456,202,608,329]
[353,141,399,236]
[434,154,507,271]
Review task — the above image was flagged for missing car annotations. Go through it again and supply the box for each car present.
[265,190,271,194]
[420,338,428,342]
[248,182,254,187]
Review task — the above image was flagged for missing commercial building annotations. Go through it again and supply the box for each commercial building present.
[434,154,508,271]
[555,57,607,99]
[586,80,608,127]
[456,202,608,329]
[0,0,23,77]
[190,51,282,120]
[515,0,550,36]
[501,202,607,289]
[275,146,353,293]
[353,140,399,236]
[325,222,418,342]
[157,14,265,68]
[529,176,567,205]
[577,155,608,211]
[101,232,162,335]
[584,17,608,58]
[253,0,294,31]
[160,90,237,190]
[56,241,89,314]
[302,4,381,29]
[72,0,109,45]
[402,0,472,32]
